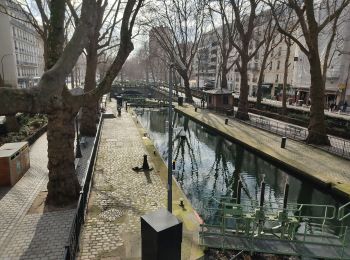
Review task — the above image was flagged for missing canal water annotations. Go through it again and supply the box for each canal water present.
[136,108,349,230]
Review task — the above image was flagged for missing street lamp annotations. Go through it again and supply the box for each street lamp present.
[75,115,82,158]
[167,63,174,213]
[1,53,13,84]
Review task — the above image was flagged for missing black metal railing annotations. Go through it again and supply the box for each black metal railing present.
[229,112,350,160]
[63,114,104,260]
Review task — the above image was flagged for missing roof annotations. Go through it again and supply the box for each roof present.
[204,89,233,95]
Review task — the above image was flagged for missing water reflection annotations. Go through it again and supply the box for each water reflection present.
[137,109,346,225]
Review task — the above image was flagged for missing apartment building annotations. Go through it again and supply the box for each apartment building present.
[148,26,172,83]
[0,0,44,88]
[194,16,350,106]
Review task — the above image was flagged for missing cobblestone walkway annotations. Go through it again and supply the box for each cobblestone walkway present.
[78,106,167,259]
[0,132,94,259]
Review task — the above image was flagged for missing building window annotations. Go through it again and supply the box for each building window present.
[269,62,273,70]
[275,74,279,83]
[277,61,280,70]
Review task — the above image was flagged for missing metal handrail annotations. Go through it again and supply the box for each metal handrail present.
[338,202,350,221]
[63,114,104,260]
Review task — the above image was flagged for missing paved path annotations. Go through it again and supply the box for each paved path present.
[176,104,350,198]
[0,131,94,259]
[78,102,203,260]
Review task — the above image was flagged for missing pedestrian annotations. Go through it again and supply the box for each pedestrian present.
[343,101,348,112]
[330,102,335,112]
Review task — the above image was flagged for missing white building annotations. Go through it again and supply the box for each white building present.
[0,0,44,88]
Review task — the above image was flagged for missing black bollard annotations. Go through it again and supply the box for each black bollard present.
[195,107,197,112]
[125,102,128,111]
[143,154,150,170]
[281,137,287,148]
[283,183,290,210]
[172,160,176,170]
[225,118,229,125]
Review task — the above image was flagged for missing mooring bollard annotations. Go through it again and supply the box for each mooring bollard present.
[281,137,287,148]
[225,118,229,125]
[143,154,150,170]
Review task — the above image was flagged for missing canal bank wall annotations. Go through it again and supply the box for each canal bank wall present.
[175,104,350,199]
[131,109,205,260]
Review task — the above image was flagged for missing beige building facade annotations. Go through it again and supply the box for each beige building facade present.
[0,0,44,88]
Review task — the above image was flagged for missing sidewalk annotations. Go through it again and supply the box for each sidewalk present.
[175,104,350,198]
[78,101,203,259]
[0,132,94,259]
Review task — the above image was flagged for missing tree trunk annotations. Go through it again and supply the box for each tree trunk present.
[236,61,250,120]
[46,106,80,206]
[282,42,291,115]
[221,66,228,89]
[80,38,98,137]
[180,71,193,103]
[256,55,268,109]
[306,52,329,145]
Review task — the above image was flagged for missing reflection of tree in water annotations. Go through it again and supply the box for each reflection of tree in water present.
[173,116,199,186]
[209,137,227,197]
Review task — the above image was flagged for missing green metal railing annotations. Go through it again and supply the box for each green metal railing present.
[199,199,350,259]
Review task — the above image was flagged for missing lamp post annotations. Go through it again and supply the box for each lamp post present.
[1,53,13,85]
[75,114,82,158]
[167,63,174,213]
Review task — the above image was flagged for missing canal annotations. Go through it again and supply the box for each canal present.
[136,108,349,231]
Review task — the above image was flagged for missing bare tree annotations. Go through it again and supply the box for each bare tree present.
[207,0,238,89]
[0,0,144,206]
[79,0,122,137]
[229,0,266,120]
[255,15,283,108]
[281,35,293,115]
[267,0,350,145]
[147,0,206,102]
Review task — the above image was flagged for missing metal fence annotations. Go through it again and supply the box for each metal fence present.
[63,114,104,260]
[232,112,350,160]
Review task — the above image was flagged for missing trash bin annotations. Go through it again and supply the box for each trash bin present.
[0,142,30,186]
[178,97,183,106]
[141,208,182,260]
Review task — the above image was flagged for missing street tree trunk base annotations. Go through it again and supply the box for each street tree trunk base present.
[46,109,81,207]
[235,110,250,121]
[80,105,98,137]
[306,132,330,146]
